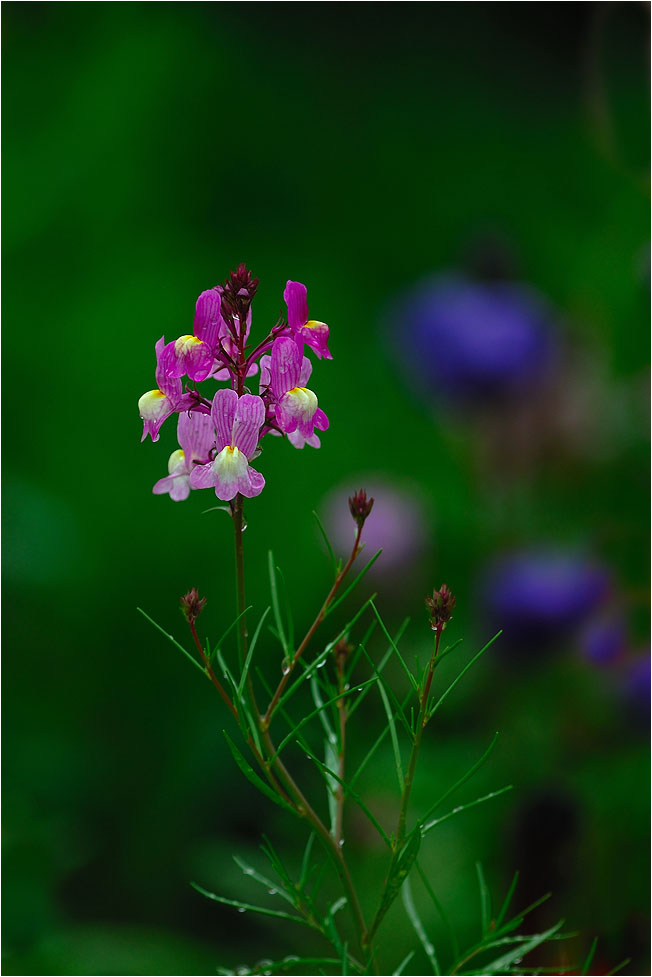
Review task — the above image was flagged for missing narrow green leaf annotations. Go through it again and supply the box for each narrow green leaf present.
[605,959,631,976]
[371,600,419,692]
[271,678,376,764]
[347,617,380,677]
[422,786,513,835]
[416,861,459,960]
[347,617,411,720]
[275,564,295,653]
[326,550,383,617]
[581,937,598,976]
[495,871,519,930]
[268,551,290,656]
[419,733,500,827]
[191,882,315,929]
[350,690,413,789]
[356,640,413,739]
[476,862,492,937]
[240,957,343,975]
[392,951,415,976]
[237,606,271,700]
[275,596,376,712]
[213,605,253,655]
[312,510,339,577]
[374,828,422,937]
[223,731,296,817]
[300,743,392,847]
[429,632,502,719]
[137,608,204,675]
[232,855,296,909]
[466,921,564,974]
[299,832,316,890]
[401,876,440,975]
[378,681,404,790]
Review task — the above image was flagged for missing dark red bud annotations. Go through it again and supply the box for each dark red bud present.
[180,588,207,624]
[425,584,457,631]
[348,489,374,529]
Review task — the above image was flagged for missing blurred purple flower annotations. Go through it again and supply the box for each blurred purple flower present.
[323,478,428,575]
[392,274,558,403]
[482,548,611,656]
[578,612,628,666]
[621,655,650,724]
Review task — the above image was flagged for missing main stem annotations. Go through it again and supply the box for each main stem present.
[231,496,370,961]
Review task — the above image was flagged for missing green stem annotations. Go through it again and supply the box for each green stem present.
[366,629,442,947]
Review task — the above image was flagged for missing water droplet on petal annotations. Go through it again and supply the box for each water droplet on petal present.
[316,659,326,668]
[281,659,290,675]
[237,907,246,913]
[338,838,345,847]
[267,888,277,895]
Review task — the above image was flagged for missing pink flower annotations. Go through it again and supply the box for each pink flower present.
[189,389,266,501]
[266,337,329,444]
[152,411,215,501]
[138,337,194,442]
[284,281,332,360]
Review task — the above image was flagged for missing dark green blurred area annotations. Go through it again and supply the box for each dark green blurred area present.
[2,3,649,975]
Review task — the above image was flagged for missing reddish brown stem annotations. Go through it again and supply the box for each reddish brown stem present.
[262,524,363,729]
[189,619,239,722]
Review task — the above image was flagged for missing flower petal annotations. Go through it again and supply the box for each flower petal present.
[153,472,191,501]
[177,411,215,464]
[194,288,224,348]
[299,320,332,360]
[232,394,265,460]
[211,388,238,452]
[240,465,265,498]
[283,280,309,333]
[270,337,302,399]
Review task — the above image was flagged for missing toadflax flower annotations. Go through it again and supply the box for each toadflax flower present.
[284,280,332,360]
[152,411,215,502]
[138,266,333,500]
[190,389,265,500]
[138,337,194,442]
[265,337,329,444]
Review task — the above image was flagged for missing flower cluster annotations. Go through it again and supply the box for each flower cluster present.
[138,267,331,501]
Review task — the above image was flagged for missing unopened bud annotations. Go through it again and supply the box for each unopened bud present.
[180,588,207,624]
[333,637,354,670]
[348,489,374,529]
[425,584,456,631]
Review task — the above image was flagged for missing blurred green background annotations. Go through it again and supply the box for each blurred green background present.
[2,3,649,975]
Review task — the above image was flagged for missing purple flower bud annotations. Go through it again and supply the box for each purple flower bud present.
[482,548,611,657]
[348,489,374,529]
[180,588,207,624]
[391,274,558,404]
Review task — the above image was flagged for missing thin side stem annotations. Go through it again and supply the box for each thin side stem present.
[396,628,442,846]
[366,629,442,947]
[189,619,239,722]
[263,524,363,728]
